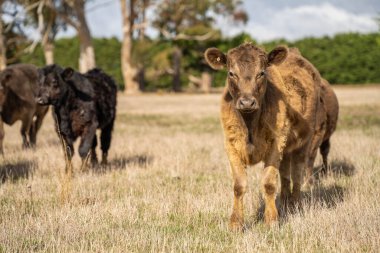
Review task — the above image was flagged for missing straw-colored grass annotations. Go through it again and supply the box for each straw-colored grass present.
[0,86,379,252]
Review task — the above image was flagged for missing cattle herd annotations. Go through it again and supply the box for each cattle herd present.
[0,42,339,231]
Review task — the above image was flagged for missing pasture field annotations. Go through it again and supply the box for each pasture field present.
[1,86,380,252]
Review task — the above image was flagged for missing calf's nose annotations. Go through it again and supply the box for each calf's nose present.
[239,97,256,110]
[35,97,44,104]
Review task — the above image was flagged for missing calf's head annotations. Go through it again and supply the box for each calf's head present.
[36,66,74,106]
[205,43,288,113]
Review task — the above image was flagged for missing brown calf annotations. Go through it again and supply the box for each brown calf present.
[205,43,321,231]
[305,78,339,186]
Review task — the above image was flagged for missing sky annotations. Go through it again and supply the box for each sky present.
[63,0,379,42]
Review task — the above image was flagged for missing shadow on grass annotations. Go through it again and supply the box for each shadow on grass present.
[250,184,346,229]
[0,160,36,183]
[249,159,355,228]
[93,154,153,173]
[312,158,356,181]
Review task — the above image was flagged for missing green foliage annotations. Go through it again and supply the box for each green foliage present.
[19,32,380,90]
[263,33,380,84]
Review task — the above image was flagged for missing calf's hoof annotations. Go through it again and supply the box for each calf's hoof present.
[80,160,90,172]
[91,158,99,166]
[264,208,278,226]
[280,195,291,213]
[229,214,244,232]
[288,194,302,212]
[101,157,108,166]
[229,220,244,232]
[22,143,31,149]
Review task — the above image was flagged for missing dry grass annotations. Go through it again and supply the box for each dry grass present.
[1,86,380,252]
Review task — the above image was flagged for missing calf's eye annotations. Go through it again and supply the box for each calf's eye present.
[256,70,265,79]
[51,79,58,86]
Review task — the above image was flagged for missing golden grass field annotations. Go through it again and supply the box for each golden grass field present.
[1,86,380,252]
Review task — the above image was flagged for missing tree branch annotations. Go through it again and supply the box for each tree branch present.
[46,0,79,30]
[132,21,148,31]
[159,27,216,41]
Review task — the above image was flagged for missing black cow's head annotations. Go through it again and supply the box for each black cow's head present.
[36,65,74,106]
[205,43,288,113]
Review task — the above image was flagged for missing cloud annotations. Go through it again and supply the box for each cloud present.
[58,1,378,42]
[231,2,378,42]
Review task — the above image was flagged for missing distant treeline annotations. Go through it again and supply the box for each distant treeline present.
[21,32,380,90]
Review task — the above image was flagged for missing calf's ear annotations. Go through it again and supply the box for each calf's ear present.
[267,46,288,66]
[37,68,44,78]
[204,48,227,70]
[61,67,74,81]
[0,69,12,87]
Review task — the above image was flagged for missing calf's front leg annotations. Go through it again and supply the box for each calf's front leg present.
[262,165,279,225]
[225,142,248,231]
[20,114,33,149]
[78,121,98,170]
[263,140,285,225]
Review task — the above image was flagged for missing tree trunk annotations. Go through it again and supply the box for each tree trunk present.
[74,0,95,73]
[0,3,6,70]
[40,13,55,65]
[43,44,54,65]
[43,41,54,65]
[120,0,139,94]
[201,72,212,93]
[78,31,95,73]
[172,46,182,92]
[138,0,147,41]
[137,66,145,91]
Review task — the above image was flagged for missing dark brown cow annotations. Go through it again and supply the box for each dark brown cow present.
[205,43,321,231]
[305,78,339,186]
[0,64,48,154]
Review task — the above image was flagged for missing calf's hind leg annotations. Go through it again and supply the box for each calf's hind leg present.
[291,148,308,206]
[320,139,330,173]
[100,121,114,165]
[279,154,291,209]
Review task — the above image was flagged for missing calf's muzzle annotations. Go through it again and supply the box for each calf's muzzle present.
[237,97,258,112]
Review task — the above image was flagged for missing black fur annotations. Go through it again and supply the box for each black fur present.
[36,64,117,165]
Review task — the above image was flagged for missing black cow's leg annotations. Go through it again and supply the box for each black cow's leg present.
[100,121,114,165]
[0,118,4,155]
[21,114,33,149]
[29,109,48,147]
[57,134,74,175]
[90,135,98,165]
[78,122,97,169]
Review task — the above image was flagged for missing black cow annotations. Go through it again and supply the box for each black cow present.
[0,64,49,154]
[36,65,117,166]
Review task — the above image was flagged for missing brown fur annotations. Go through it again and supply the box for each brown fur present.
[205,43,321,231]
[305,78,339,187]
[0,64,49,154]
